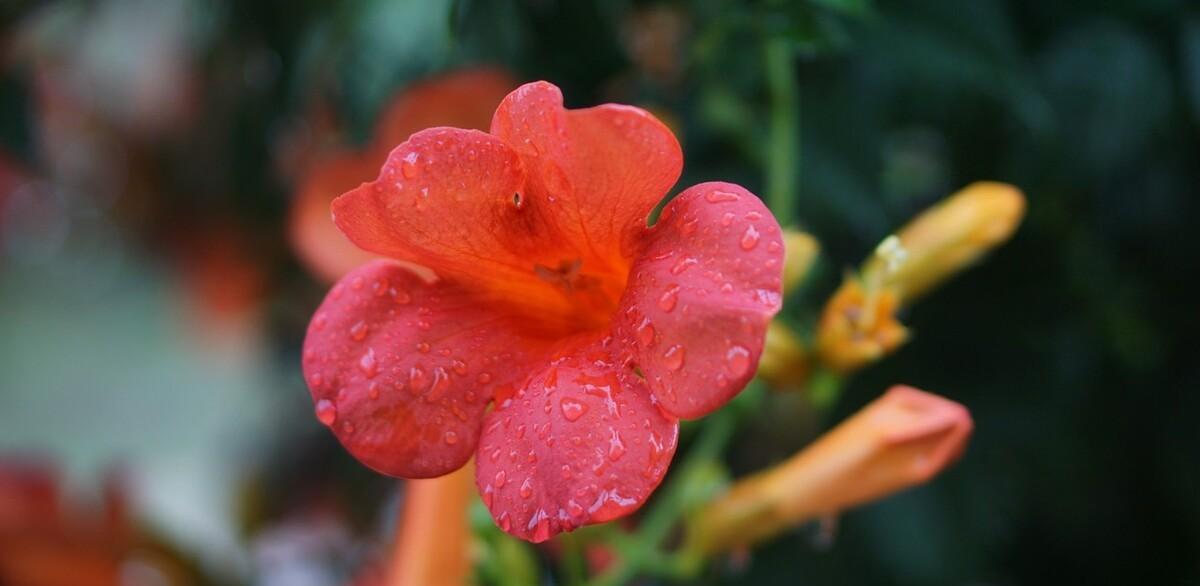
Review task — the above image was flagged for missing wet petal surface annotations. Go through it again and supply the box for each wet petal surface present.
[475,337,679,542]
[617,182,784,418]
[303,260,548,477]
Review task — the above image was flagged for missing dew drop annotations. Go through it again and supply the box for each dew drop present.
[349,320,368,341]
[567,499,585,518]
[477,372,493,384]
[720,212,735,226]
[560,397,589,422]
[670,257,697,275]
[498,512,511,532]
[657,285,680,312]
[351,276,364,290]
[444,430,459,445]
[705,190,741,203]
[309,373,324,388]
[607,429,626,462]
[401,153,420,178]
[428,367,450,401]
[636,319,656,348]
[314,399,337,426]
[416,342,430,353]
[313,313,327,330]
[367,382,380,400]
[726,345,752,377]
[408,366,428,392]
[392,289,412,304]
[358,348,378,378]
[452,360,468,376]
[492,470,507,488]
[740,225,761,250]
[663,345,686,371]
[519,477,534,499]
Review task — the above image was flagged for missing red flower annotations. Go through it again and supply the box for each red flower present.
[302,81,784,541]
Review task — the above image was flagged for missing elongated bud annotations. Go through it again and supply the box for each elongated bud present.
[387,462,475,586]
[782,229,820,294]
[688,386,972,554]
[863,182,1025,301]
[815,277,908,373]
[757,321,809,389]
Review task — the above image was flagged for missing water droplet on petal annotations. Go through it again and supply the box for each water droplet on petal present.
[452,360,468,376]
[392,289,412,304]
[401,152,420,178]
[705,190,741,203]
[358,348,378,378]
[560,397,589,422]
[309,373,324,388]
[726,345,751,377]
[367,382,380,399]
[671,257,697,275]
[477,372,493,384]
[416,342,430,353]
[428,367,450,401]
[636,319,656,348]
[663,345,686,371]
[492,470,507,488]
[444,430,459,445]
[313,313,327,330]
[607,429,626,462]
[720,212,735,226]
[314,399,337,426]
[519,477,534,499]
[657,285,680,312]
[408,366,427,392]
[349,320,368,341]
[740,225,761,250]
[498,512,511,532]
[351,277,364,290]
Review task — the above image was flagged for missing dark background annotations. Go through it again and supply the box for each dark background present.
[1,0,1197,584]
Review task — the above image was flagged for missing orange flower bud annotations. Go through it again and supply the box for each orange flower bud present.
[781,229,819,294]
[757,321,810,389]
[688,386,972,554]
[387,463,475,586]
[815,277,908,373]
[863,182,1025,302]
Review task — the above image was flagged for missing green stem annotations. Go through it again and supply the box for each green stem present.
[590,409,739,586]
[764,37,799,226]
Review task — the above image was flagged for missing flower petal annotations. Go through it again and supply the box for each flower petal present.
[303,260,547,478]
[616,182,784,418]
[475,337,679,542]
[490,81,683,263]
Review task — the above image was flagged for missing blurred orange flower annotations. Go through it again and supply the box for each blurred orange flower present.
[289,69,517,283]
[386,464,475,586]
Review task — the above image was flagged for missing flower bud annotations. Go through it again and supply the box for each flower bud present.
[688,386,972,554]
[815,277,908,373]
[781,229,819,294]
[863,182,1025,302]
[757,321,810,390]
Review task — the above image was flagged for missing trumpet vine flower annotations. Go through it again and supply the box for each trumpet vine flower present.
[302,81,784,541]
